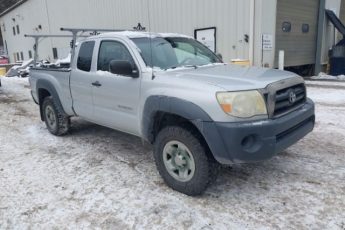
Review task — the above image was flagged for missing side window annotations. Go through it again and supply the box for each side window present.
[77,41,95,72]
[97,41,135,72]
[175,42,196,63]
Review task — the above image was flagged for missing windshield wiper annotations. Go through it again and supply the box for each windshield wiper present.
[165,65,198,70]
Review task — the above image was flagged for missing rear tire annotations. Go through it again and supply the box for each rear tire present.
[153,126,218,196]
[42,96,70,136]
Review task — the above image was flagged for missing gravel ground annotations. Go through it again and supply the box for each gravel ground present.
[0,77,344,229]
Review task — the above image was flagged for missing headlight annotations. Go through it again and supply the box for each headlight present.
[216,90,267,118]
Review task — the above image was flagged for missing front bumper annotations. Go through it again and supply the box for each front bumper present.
[201,98,315,164]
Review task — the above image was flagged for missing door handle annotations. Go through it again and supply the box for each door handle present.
[92,81,102,87]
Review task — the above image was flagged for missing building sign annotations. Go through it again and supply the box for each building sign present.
[262,34,273,51]
[194,27,217,52]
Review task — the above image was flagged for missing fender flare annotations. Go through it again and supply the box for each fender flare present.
[141,96,213,143]
[36,79,65,121]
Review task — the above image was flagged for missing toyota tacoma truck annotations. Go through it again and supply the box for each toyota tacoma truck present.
[29,31,315,196]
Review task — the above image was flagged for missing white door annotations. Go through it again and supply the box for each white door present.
[195,28,216,53]
[236,0,250,60]
[91,39,141,135]
[70,40,95,120]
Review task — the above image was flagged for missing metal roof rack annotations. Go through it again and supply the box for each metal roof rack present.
[60,28,136,59]
[24,34,89,64]
[25,27,134,65]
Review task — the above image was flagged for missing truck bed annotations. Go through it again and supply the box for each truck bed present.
[29,67,74,115]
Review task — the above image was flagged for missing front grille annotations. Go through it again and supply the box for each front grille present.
[273,83,306,117]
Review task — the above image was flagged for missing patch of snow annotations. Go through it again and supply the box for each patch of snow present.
[305,80,345,87]
[311,72,345,81]
[55,53,71,65]
[199,63,226,68]
[21,59,35,67]
[150,63,226,72]
[307,86,345,105]
[97,31,194,39]
[158,32,193,39]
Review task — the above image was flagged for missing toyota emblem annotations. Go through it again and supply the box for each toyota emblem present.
[289,91,297,104]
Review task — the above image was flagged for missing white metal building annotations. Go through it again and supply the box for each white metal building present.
[0,0,344,72]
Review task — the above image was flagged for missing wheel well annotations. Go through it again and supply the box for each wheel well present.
[151,112,186,141]
[150,112,214,159]
[38,88,51,105]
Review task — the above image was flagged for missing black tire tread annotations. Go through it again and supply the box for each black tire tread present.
[154,125,219,196]
[42,96,70,136]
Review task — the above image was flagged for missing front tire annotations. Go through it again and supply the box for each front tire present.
[154,126,218,196]
[42,96,70,136]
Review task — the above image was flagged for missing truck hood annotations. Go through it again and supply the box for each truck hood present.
[158,64,299,91]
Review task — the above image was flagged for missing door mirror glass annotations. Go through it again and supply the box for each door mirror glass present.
[109,60,138,77]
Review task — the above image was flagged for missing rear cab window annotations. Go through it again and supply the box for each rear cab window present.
[77,41,95,72]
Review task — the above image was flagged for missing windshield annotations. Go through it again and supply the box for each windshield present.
[131,37,222,70]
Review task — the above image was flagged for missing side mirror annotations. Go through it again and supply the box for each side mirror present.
[109,60,138,78]
[216,53,223,62]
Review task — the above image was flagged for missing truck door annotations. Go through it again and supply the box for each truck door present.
[70,40,95,120]
[92,39,141,135]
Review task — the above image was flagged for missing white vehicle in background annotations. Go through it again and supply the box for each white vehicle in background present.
[28,29,315,196]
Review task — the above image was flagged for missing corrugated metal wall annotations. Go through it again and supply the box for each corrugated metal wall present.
[47,0,251,62]
[1,0,252,62]
[2,0,344,67]
[275,0,320,67]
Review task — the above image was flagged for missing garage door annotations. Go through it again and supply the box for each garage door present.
[275,0,320,67]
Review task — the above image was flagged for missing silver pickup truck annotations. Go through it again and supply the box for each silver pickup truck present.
[29,31,315,196]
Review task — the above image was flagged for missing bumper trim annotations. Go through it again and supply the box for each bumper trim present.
[201,99,315,164]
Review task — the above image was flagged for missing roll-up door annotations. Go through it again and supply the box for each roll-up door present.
[275,0,320,67]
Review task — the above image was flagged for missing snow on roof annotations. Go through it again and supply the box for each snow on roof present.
[95,31,193,39]
[0,0,27,17]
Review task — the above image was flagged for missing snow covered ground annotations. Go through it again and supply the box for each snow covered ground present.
[0,77,344,229]
[311,72,345,81]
